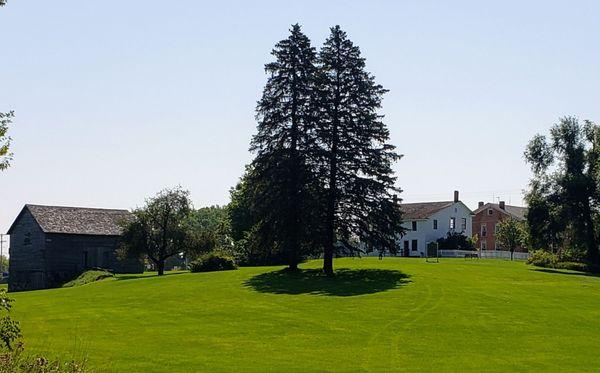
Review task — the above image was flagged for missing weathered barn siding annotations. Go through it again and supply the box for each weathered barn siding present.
[8,205,144,292]
[8,209,48,291]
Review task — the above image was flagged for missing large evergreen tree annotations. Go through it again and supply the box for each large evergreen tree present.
[317,26,404,275]
[248,24,324,270]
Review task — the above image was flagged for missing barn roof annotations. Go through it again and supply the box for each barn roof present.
[7,204,132,236]
[400,201,455,220]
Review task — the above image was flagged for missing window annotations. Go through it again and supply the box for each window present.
[481,241,487,250]
[411,239,418,252]
[449,217,456,230]
[481,224,487,237]
[411,221,417,231]
[494,223,499,234]
[488,209,493,215]
[23,233,31,246]
[433,219,438,230]
[461,218,467,231]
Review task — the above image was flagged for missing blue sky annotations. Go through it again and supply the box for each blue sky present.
[1,0,599,233]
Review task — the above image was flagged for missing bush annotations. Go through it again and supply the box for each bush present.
[554,261,600,273]
[0,344,87,372]
[436,232,475,251]
[526,250,558,268]
[189,252,237,273]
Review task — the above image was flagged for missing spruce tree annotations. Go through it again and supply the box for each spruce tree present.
[248,24,323,270]
[317,26,404,275]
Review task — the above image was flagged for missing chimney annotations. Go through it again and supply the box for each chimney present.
[499,201,506,210]
[454,190,459,203]
[478,201,484,208]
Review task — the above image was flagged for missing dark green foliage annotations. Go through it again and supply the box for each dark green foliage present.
[436,232,475,250]
[119,187,198,276]
[244,268,410,296]
[317,26,404,274]
[189,252,237,273]
[244,24,326,270]
[0,289,20,351]
[524,117,600,263]
[527,250,559,268]
[0,111,14,171]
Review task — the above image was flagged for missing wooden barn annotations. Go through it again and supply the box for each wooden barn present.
[7,204,144,292]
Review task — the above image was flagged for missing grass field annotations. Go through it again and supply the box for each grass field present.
[10,258,600,372]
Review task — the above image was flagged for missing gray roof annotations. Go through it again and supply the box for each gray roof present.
[8,204,132,236]
[400,201,455,220]
[473,203,527,221]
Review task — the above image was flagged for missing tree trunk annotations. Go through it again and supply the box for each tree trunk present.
[157,260,165,276]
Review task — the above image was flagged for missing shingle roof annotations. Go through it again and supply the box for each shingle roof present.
[473,203,527,221]
[400,201,455,220]
[9,204,132,236]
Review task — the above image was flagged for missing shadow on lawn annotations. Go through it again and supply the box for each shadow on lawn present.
[115,271,188,281]
[531,268,600,278]
[244,268,411,296]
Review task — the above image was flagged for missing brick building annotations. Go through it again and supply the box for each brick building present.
[472,201,527,251]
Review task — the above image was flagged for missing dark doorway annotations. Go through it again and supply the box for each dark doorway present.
[403,241,409,257]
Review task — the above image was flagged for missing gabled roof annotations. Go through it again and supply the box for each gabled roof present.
[473,203,527,221]
[7,204,132,236]
[400,201,455,220]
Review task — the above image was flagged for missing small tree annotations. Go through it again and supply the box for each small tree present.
[119,187,197,276]
[495,218,526,260]
[0,289,21,351]
[0,111,14,171]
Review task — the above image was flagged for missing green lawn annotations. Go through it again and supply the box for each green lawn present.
[10,258,600,372]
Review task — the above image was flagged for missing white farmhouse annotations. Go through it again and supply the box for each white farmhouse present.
[399,191,473,257]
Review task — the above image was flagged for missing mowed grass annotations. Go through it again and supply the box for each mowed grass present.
[10,258,600,372]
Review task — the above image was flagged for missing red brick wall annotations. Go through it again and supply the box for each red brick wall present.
[472,207,504,251]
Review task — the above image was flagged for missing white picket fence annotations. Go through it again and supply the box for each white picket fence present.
[438,249,529,260]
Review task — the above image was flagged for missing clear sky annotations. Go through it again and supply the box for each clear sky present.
[1,0,599,234]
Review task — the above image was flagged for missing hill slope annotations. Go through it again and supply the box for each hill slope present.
[11,258,600,372]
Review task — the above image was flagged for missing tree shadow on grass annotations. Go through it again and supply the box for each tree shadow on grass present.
[531,268,600,278]
[115,271,188,281]
[244,268,411,296]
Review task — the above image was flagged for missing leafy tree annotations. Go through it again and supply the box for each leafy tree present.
[495,218,527,260]
[524,117,600,263]
[187,205,232,258]
[119,187,197,276]
[0,111,14,171]
[317,26,404,275]
[247,24,325,270]
[0,1,6,7]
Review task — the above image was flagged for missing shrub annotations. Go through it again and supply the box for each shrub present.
[554,261,600,273]
[436,232,475,251]
[0,344,87,372]
[526,250,558,268]
[189,252,237,273]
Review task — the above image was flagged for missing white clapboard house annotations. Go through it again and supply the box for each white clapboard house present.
[398,191,473,257]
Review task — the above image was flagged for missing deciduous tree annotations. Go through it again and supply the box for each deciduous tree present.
[524,117,600,263]
[119,187,197,275]
[495,218,526,260]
